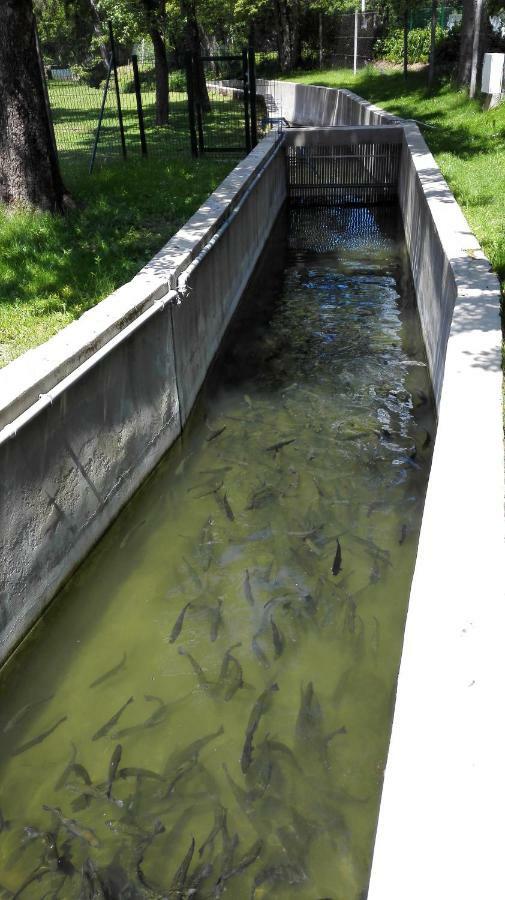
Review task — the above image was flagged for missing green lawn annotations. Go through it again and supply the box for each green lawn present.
[290,66,505,296]
[0,155,235,367]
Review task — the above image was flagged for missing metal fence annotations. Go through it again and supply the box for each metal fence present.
[40,25,261,174]
[43,42,191,172]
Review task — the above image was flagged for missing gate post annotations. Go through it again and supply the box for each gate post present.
[248,29,258,148]
[132,54,148,157]
[185,51,198,157]
[242,47,252,154]
[108,20,127,159]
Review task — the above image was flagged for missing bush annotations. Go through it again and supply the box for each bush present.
[122,68,186,94]
[375,25,446,64]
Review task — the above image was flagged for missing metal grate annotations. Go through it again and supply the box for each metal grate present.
[286,142,401,206]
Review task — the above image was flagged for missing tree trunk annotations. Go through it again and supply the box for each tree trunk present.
[274,0,300,71]
[88,0,108,67]
[0,0,68,211]
[428,0,437,86]
[319,12,323,70]
[150,26,169,125]
[459,0,488,88]
[180,0,210,113]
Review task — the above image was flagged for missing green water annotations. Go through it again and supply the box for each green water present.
[0,205,436,899]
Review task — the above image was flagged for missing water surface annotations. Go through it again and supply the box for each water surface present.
[0,205,435,899]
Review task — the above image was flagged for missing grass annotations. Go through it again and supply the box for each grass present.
[290,66,505,296]
[0,70,247,366]
[0,155,235,366]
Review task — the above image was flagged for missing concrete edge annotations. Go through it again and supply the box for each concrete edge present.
[0,132,280,431]
[333,90,505,900]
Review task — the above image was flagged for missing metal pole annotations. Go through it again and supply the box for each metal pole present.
[89,56,113,174]
[248,27,258,148]
[242,47,252,154]
[34,20,58,162]
[196,102,205,154]
[132,54,147,156]
[353,9,358,75]
[185,51,198,157]
[403,5,408,82]
[108,20,127,159]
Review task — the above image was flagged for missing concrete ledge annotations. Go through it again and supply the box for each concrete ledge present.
[302,86,504,900]
[0,132,286,664]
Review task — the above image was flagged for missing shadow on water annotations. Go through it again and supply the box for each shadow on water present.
[0,203,436,899]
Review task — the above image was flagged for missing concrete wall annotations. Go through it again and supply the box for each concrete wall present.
[256,80,505,900]
[0,132,286,664]
[339,89,505,900]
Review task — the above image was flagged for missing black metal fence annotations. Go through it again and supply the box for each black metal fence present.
[40,25,260,175]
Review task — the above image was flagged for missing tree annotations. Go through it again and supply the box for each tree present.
[0,0,69,211]
[458,0,488,94]
[179,0,211,111]
[141,0,170,124]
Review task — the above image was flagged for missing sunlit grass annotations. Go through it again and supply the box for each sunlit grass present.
[0,155,235,367]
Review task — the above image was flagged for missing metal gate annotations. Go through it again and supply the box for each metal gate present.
[186,49,257,156]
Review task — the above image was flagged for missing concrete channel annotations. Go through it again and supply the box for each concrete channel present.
[0,81,503,898]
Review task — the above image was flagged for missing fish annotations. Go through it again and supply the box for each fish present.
[119,519,145,550]
[399,523,407,544]
[54,741,77,790]
[3,694,54,734]
[189,479,224,500]
[0,809,11,833]
[178,646,209,689]
[270,617,284,658]
[12,716,67,757]
[215,838,263,893]
[222,493,235,522]
[296,682,346,765]
[11,864,51,898]
[119,767,165,782]
[219,642,242,682]
[252,863,307,894]
[187,861,214,893]
[220,644,246,702]
[169,602,192,644]
[170,836,195,893]
[245,484,276,511]
[89,652,126,688]
[107,744,122,799]
[113,694,174,738]
[241,683,279,773]
[222,763,254,816]
[92,697,133,741]
[422,429,432,450]
[182,556,203,589]
[166,725,225,773]
[175,452,193,477]
[135,821,166,894]
[198,805,227,857]
[243,569,255,605]
[208,598,223,643]
[215,491,235,522]
[65,762,92,787]
[264,438,296,452]
[251,633,270,669]
[206,425,226,442]
[42,805,99,848]
[332,538,342,576]
[266,737,302,773]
